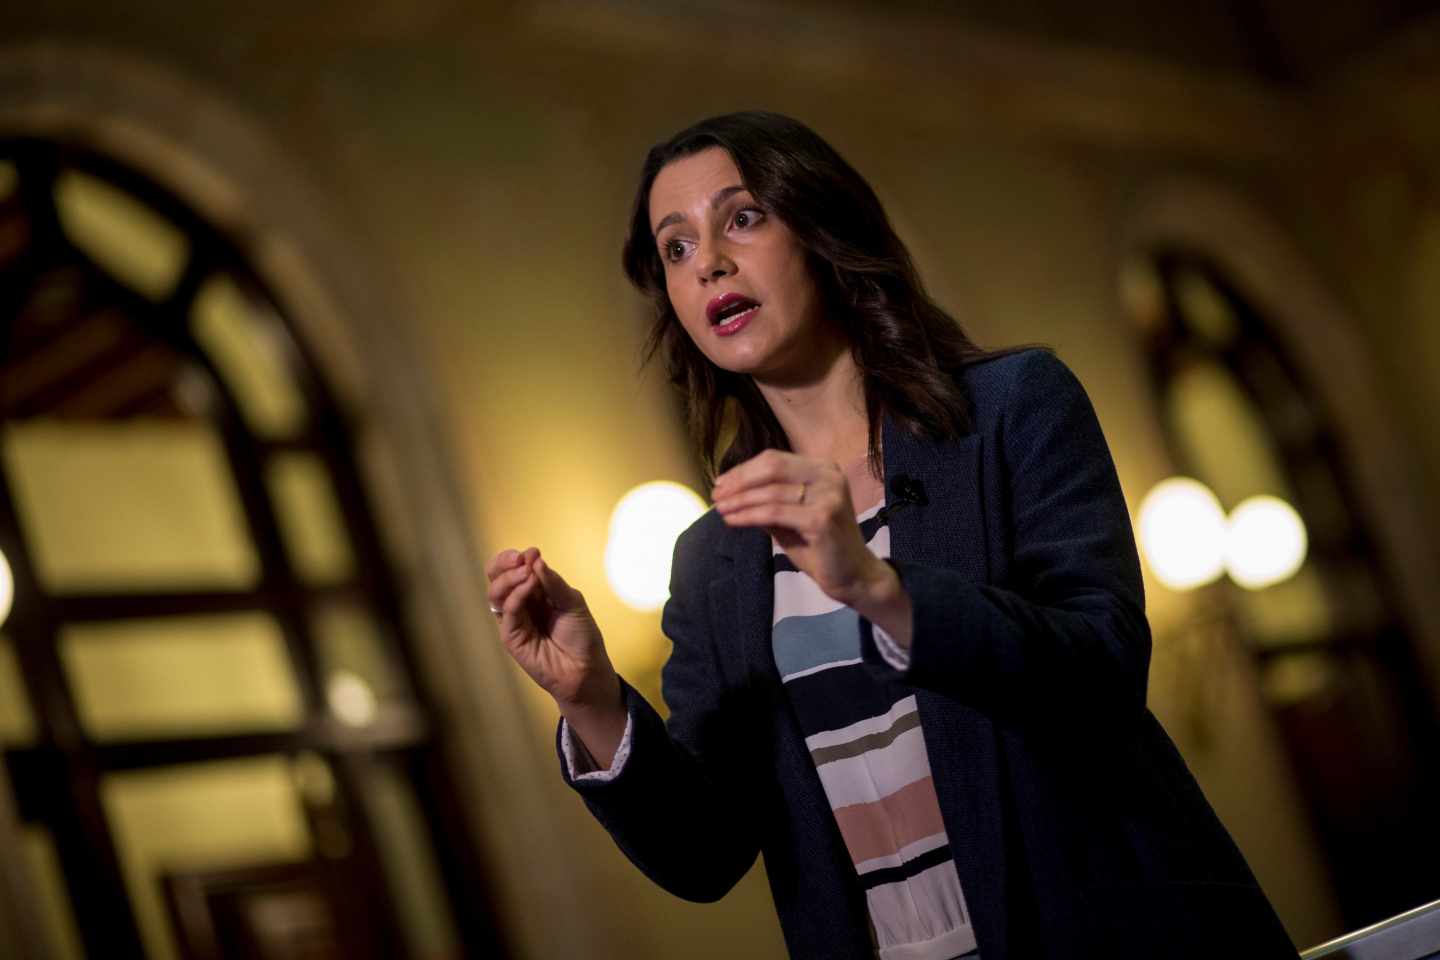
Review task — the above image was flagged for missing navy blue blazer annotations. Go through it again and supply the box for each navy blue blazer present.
[560,349,1297,959]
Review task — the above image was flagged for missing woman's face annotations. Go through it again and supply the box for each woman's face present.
[648,147,838,383]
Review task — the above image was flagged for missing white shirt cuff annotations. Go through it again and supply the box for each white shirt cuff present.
[561,709,634,782]
[872,623,912,672]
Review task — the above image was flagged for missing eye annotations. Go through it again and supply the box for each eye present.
[732,207,765,229]
[661,237,695,263]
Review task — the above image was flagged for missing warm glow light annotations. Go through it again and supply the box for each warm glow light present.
[1226,495,1308,589]
[0,549,12,628]
[1137,477,1227,591]
[605,481,708,612]
[326,670,377,726]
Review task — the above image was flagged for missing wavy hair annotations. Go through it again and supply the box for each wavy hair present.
[622,111,1014,481]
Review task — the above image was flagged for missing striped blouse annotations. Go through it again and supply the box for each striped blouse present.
[771,500,978,960]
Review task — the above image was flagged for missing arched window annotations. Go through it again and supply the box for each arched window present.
[1125,248,1440,928]
[0,139,502,959]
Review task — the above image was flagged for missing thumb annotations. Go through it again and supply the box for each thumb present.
[534,557,586,612]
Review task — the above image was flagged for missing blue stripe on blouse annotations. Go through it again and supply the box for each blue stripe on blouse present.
[772,606,862,679]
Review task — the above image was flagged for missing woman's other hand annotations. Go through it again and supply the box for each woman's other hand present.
[485,548,621,714]
[712,451,909,645]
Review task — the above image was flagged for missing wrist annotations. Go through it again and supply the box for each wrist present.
[557,670,628,770]
[843,556,902,614]
[557,665,623,718]
[847,557,913,651]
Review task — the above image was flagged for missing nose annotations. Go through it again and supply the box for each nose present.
[695,242,736,284]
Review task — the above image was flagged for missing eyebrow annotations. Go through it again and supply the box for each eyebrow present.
[652,185,748,237]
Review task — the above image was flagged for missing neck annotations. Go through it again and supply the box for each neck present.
[753,347,871,467]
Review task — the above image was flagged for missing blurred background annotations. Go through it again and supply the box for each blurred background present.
[1,1,1439,957]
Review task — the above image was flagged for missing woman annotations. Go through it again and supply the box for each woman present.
[486,112,1296,959]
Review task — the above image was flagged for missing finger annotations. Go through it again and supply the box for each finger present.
[502,567,542,625]
[719,502,816,533]
[485,548,524,580]
[715,481,813,513]
[487,563,533,609]
[714,451,806,495]
[533,557,584,612]
[720,449,840,500]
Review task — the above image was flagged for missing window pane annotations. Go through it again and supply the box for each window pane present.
[1166,360,1295,507]
[2,421,259,591]
[1173,267,1239,347]
[314,602,410,706]
[268,452,354,584]
[1235,564,1334,648]
[363,760,459,959]
[1262,651,1339,706]
[0,634,37,744]
[53,171,187,302]
[61,613,304,739]
[192,275,307,437]
[102,757,313,960]
[19,826,84,960]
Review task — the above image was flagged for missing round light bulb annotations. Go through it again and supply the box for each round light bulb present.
[1225,495,1307,589]
[604,481,708,612]
[1136,477,1227,591]
[0,549,13,628]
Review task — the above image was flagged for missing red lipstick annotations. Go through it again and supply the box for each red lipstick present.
[706,292,761,336]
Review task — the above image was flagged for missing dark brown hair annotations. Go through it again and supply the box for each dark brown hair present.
[623,111,1005,481]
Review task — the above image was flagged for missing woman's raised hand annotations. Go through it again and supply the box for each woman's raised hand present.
[711,449,892,608]
[485,547,619,712]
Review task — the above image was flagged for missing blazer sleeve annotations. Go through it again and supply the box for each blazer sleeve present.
[864,350,1151,729]
[557,524,762,902]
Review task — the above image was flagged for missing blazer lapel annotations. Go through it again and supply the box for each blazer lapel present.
[884,416,1013,956]
[882,418,988,580]
[713,523,779,692]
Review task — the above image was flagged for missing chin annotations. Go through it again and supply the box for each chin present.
[701,343,770,376]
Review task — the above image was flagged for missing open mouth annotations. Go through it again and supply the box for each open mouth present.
[706,293,761,326]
